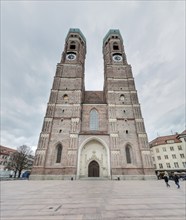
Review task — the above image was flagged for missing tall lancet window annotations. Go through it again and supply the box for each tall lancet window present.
[70,41,76,50]
[113,42,119,50]
[90,109,99,130]
[126,145,132,164]
[56,144,62,163]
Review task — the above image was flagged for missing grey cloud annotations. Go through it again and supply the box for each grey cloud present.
[150,104,185,138]
[1,1,185,150]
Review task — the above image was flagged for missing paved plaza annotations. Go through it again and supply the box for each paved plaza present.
[1,179,185,220]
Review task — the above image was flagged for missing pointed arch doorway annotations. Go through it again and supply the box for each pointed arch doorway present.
[88,160,99,177]
[77,138,111,179]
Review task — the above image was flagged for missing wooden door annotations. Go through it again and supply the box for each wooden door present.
[88,160,99,177]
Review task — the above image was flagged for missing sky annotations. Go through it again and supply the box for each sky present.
[1,1,185,152]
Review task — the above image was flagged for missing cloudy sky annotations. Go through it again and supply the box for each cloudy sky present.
[1,1,185,152]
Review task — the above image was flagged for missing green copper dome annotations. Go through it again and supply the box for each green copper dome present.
[103,29,123,44]
[66,28,86,43]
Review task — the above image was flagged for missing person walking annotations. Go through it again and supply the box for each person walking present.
[163,171,170,187]
[174,173,180,189]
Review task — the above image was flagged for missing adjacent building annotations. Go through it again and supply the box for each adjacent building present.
[150,130,186,173]
[31,28,154,180]
[0,145,35,178]
[0,145,16,170]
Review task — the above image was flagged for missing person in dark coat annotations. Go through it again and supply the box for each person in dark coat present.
[163,171,170,187]
[174,173,180,189]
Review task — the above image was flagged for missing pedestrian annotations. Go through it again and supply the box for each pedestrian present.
[156,171,160,180]
[163,171,170,187]
[174,173,180,189]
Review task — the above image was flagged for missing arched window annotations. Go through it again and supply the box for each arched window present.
[63,94,68,101]
[70,41,76,50]
[56,144,62,163]
[113,42,119,50]
[120,94,125,101]
[90,109,99,130]
[126,145,132,164]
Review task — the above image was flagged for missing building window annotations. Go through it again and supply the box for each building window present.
[126,145,132,164]
[56,144,62,163]
[159,163,163,168]
[157,156,161,160]
[164,155,169,159]
[166,163,171,168]
[70,41,76,49]
[167,140,174,144]
[182,162,186,167]
[63,94,68,101]
[120,94,125,101]
[178,145,182,150]
[180,154,185,158]
[174,162,179,168]
[170,146,174,151]
[90,109,99,130]
[172,154,176,159]
[156,148,159,153]
[163,147,166,152]
[113,42,119,50]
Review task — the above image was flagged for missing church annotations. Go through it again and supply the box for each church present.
[30,28,154,180]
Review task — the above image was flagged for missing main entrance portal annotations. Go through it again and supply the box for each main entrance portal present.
[88,160,99,177]
[77,138,111,179]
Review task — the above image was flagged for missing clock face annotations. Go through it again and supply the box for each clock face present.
[113,54,122,62]
[66,53,76,60]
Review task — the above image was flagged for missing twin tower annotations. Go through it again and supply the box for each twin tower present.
[31,28,154,180]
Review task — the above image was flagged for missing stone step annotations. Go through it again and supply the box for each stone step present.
[79,177,110,180]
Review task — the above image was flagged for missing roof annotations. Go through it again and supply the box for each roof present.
[84,91,106,104]
[66,28,86,44]
[103,29,123,44]
[0,145,16,155]
[149,132,184,147]
[180,130,186,135]
[177,130,186,138]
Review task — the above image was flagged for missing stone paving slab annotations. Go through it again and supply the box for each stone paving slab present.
[0,179,185,220]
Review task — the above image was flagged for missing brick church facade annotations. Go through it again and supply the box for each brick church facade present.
[30,28,154,180]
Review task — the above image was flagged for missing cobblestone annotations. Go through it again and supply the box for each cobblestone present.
[1,179,185,220]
